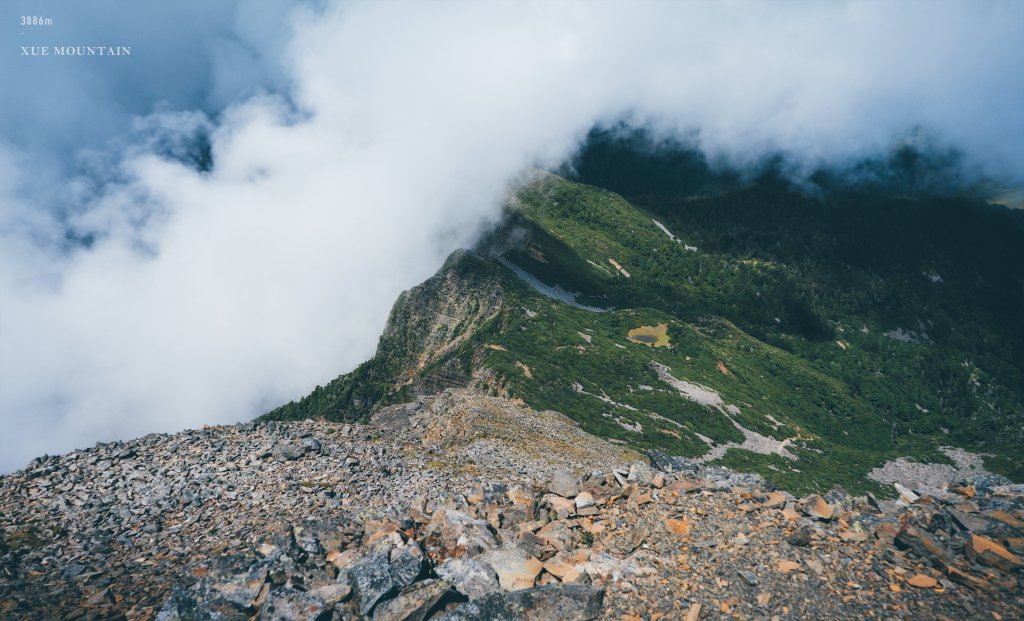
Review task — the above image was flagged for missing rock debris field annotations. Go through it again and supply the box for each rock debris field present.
[1,389,1022,620]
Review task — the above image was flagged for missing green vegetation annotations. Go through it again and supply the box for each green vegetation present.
[264,161,1024,495]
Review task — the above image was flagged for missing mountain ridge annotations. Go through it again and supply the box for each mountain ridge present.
[263,171,1024,494]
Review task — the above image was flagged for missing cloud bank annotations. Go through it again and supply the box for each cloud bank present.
[2,0,1022,471]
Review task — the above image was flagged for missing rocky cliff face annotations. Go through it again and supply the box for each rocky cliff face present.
[2,389,1022,620]
[263,253,505,422]
[379,252,506,398]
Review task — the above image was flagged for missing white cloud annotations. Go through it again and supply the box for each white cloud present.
[1,0,1022,470]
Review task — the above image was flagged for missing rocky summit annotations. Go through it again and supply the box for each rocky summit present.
[1,389,1022,620]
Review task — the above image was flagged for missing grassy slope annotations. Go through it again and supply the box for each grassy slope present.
[265,173,1023,495]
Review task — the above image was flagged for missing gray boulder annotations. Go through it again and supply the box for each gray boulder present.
[646,451,697,475]
[349,542,400,616]
[156,585,250,621]
[389,540,427,588]
[372,579,451,621]
[435,557,500,600]
[257,587,326,621]
[437,584,604,621]
[547,469,580,498]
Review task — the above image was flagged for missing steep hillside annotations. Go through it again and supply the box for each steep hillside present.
[266,251,507,421]
[264,173,1024,494]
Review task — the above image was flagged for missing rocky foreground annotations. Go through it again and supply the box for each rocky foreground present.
[2,390,1022,620]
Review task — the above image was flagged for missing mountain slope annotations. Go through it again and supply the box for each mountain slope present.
[6,389,1022,620]
[264,172,1024,494]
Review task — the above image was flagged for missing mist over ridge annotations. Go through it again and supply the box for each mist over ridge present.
[2,0,1023,471]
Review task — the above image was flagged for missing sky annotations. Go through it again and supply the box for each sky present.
[1,0,1023,472]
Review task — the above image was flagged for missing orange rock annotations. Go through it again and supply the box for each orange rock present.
[781,504,801,521]
[777,560,801,574]
[986,510,1024,530]
[536,521,573,551]
[362,520,400,544]
[894,525,947,565]
[1006,537,1024,554]
[485,505,502,530]
[889,583,902,593]
[249,579,271,606]
[665,480,700,494]
[874,522,900,545]
[542,494,576,517]
[483,547,543,591]
[665,518,691,536]
[943,563,993,593]
[802,495,834,520]
[951,485,976,499]
[762,491,786,508]
[969,534,1024,571]
[581,518,606,535]
[326,549,358,570]
[507,486,536,514]
[906,574,937,588]
[683,602,701,621]
[543,558,577,580]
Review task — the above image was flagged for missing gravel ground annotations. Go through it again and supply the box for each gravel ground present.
[2,389,1022,620]
[869,447,996,490]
